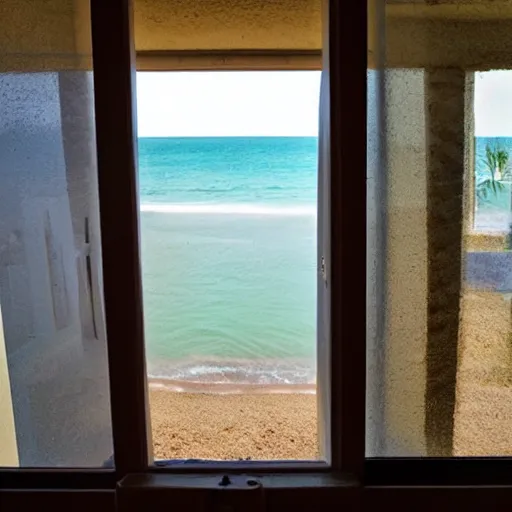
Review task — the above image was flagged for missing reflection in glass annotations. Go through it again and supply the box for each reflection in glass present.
[0,2,113,467]
[367,1,512,457]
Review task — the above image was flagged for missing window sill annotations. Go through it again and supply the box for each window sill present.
[119,471,358,489]
[117,472,360,512]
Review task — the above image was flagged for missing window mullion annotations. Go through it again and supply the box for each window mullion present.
[324,0,368,475]
[90,0,151,477]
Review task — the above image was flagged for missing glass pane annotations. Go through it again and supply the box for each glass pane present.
[367,0,512,456]
[0,1,113,467]
[137,71,321,461]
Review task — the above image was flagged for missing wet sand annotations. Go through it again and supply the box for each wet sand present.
[148,389,318,461]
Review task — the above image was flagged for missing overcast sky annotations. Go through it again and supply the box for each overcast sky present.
[475,71,512,137]
[136,70,511,138]
[136,71,321,137]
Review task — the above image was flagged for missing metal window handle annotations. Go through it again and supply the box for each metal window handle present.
[212,475,264,512]
[321,255,327,284]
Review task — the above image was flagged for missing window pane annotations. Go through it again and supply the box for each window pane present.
[0,1,113,467]
[367,0,512,456]
[137,71,321,461]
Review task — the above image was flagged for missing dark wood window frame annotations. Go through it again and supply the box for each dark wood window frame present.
[136,49,322,71]
[1,1,512,511]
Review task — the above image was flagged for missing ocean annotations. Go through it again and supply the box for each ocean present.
[138,135,512,388]
[475,137,512,232]
[139,137,318,387]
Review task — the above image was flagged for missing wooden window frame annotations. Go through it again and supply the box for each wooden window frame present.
[2,0,512,510]
[136,50,322,72]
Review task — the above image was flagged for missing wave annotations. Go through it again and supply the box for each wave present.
[146,356,316,388]
[140,203,316,216]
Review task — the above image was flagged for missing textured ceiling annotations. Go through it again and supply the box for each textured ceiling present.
[4,0,512,72]
[134,0,322,51]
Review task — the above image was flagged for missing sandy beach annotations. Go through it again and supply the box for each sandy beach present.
[454,290,512,455]
[149,388,318,461]
[147,289,512,461]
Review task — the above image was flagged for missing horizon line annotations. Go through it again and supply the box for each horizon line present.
[137,134,319,138]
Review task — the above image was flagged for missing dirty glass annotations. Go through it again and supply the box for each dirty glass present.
[0,1,113,467]
[367,0,512,457]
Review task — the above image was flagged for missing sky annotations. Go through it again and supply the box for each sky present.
[136,71,321,137]
[474,71,512,137]
[136,70,512,138]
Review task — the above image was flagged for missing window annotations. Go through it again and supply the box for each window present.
[366,52,512,460]
[136,71,321,462]
[0,0,112,469]
[2,1,512,511]
[473,71,512,235]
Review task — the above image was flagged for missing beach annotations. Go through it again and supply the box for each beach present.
[454,289,512,455]
[139,136,512,461]
[140,137,319,461]
[147,292,512,461]
[149,387,318,460]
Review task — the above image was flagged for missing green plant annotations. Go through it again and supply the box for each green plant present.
[477,143,510,201]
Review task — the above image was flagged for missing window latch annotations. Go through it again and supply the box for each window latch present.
[212,474,265,512]
[117,474,265,512]
[321,255,327,284]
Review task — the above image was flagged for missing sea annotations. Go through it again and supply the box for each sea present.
[138,135,512,389]
[474,137,512,232]
[139,137,318,388]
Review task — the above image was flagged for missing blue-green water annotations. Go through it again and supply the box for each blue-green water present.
[138,135,510,385]
[139,137,317,385]
[475,137,512,232]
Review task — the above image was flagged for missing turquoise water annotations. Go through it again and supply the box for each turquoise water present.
[139,137,318,385]
[138,135,509,386]
[475,137,512,232]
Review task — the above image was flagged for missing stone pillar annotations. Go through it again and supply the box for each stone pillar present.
[367,3,475,458]
[424,68,468,456]
[382,69,428,456]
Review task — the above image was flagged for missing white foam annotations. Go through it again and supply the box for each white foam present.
[147,357,316,387]
[140,203,316,216]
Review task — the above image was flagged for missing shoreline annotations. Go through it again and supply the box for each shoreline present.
[148,377,316,395]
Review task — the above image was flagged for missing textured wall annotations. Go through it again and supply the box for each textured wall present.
[0,0,76,55]
[134,0,322,50]
[424,69,467,456]
[382,70,428,456]
[4,1,512,72]
[0,0,81,72]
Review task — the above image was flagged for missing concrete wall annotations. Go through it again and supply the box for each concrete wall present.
[381,70,429,455]
[367,68,430,457]
[368,69,469,457]
[367,3,476,456]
